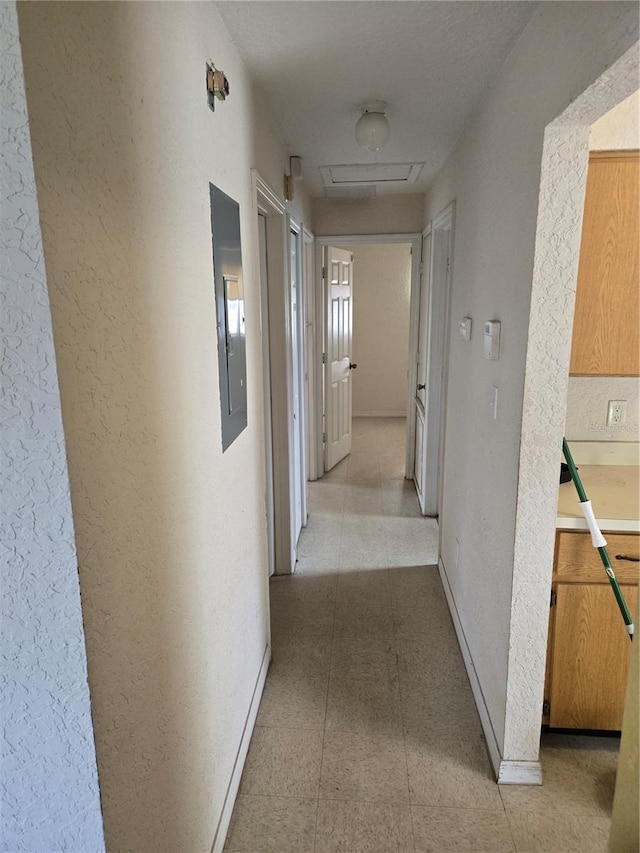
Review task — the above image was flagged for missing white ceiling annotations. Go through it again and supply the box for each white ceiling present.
[216,1,538,197]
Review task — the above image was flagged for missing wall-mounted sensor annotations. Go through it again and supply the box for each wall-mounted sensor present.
[206,62,230,112]
[459,317,472,341]
[285,156,303,201]
[289,156,303,180]
[483,320,501,360]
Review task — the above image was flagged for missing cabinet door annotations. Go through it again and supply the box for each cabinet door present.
[570,151,639,376]
[549,583,637,729]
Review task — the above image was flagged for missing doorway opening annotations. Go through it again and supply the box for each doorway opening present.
[254,171,310,577]
[296,232,442,573]
[502,46,639,781]
[313,234,422,484]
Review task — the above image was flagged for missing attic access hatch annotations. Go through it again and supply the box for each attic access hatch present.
[319,162,424,187]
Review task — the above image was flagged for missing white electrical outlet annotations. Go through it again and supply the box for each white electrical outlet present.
[607,400,627,427]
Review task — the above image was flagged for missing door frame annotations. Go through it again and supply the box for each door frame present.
[252,170,307,575]
[253,171,286,575]
[314,233,422,477]
[412,223,432,511]
[288,217,308,537]
[423,202,456,518]
[303,227,318,482]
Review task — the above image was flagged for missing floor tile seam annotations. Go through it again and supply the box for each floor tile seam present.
[323,724,403,738]
[232,791,319,802]
[335,508,347,572]
[497,797,523,852]
[251,722,329,735]
[496,774,524,850]
[316,794,413,808]
[238,785,323,801]
[314,583,340,853]
[394,620,416,853]
[408,798,509,812]
[500,802,615,818]
[270,633,335,641]
[326,670,400,681]
[502,806,530,853]
[312,794,320,853]
[258,673,330,685]
[387,556,422,853]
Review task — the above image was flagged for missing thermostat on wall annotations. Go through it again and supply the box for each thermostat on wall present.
[483,320,501,360]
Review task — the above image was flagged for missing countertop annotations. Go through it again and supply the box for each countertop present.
[557,465,639,532]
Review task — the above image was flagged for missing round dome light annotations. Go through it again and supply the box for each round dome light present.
[355,101,390,151]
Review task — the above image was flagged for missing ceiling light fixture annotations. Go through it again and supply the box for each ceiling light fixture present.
[355,100,391,151]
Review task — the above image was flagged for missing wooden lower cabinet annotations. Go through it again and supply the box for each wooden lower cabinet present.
[544,530,639,730]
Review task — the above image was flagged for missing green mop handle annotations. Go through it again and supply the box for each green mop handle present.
[562,438,634,641]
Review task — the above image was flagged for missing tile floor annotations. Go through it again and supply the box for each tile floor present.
[225,418,619,852]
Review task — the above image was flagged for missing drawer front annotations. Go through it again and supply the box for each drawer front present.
[555,531,639,584]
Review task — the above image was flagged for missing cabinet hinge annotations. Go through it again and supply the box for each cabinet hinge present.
[542,700,550,717]
[322,352,327,364]
[322,266,328,279]
[550,590,557,608]
[322,432,327,443]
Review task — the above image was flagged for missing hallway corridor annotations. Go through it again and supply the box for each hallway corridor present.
[224,419,617,853]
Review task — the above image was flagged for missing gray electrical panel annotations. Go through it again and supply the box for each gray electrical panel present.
[209,183,247,450]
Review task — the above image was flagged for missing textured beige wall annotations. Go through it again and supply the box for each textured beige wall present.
[18,2,310,851]
[565,377,640,442]
[590,89,639,149]
[345,244,411,416]
[424,1,638,764]
[313,193,424,235]
[2,3,104,847]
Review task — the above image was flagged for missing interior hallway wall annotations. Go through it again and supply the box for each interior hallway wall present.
[17,2,310,851]
[1,3,104,848]
[423,2,639,765]
[345,243,411,417]
[589,88,639,149]
[313,193,424,236]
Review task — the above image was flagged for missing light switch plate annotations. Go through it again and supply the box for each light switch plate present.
[459,317,472,341]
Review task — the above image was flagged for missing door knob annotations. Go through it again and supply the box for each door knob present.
[417,383,426,390]
[349,362,358,370]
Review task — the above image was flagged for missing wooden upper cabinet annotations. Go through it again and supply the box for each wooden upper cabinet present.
[570,151,639,376]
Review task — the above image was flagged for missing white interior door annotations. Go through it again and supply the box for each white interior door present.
[290,229,304,545]
[424,206,454,517]
[324,246,354,471]
[413,230,431,511]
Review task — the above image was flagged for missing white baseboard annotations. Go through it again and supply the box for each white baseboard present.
[353,411,407,418]
[498,760,543,785]
[437,559,542,787]
[211,644,271,853]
